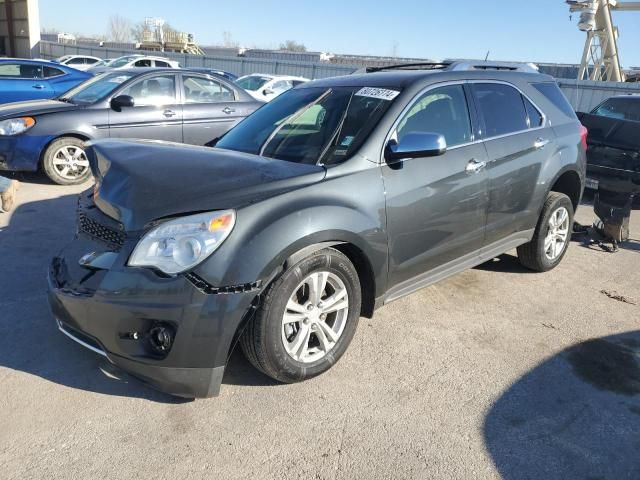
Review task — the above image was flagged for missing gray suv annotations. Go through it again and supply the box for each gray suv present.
[48,62,586,398]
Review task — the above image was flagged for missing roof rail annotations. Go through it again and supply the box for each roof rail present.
[446,60,540,73]
[364,62,452,73]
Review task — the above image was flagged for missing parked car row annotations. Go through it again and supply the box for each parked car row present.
[0,68,262,184]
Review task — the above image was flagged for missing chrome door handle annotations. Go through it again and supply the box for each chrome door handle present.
[163,109,176,117]
[222,107,236,114]
[32,84,45,89]
[465,159,487,174]
[534,138,550,150]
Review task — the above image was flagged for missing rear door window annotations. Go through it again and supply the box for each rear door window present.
[471,83,529,138]
[44,66,65,78]
[395,84,472,147]
[183,76,235,103]
[154,60,171,68]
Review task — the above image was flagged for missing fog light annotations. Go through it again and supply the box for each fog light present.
[148,324,175,354]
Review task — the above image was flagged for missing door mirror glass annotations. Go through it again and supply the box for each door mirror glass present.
[111,94,135,110]
[385,132,447,162]
[263,88,274,96]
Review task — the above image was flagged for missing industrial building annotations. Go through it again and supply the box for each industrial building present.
[0,0,40,58]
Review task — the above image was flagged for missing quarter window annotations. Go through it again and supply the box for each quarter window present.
[120,75,176,106]
[183,76,235,103]
[472,83,529,137]
[43,66,65,78]
[395,84,472,147]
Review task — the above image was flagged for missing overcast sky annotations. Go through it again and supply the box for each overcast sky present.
[39,0,640,67]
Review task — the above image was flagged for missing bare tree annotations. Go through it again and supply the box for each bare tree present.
[279,40,307,52]
[108,15,132,43]
[222,31,239,48]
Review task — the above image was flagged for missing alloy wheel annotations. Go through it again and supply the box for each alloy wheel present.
[544,206,570,260]
[282,271,349,363]
[52,145,90,180]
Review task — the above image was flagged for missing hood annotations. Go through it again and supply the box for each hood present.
[0,99,80,119]
[88,139,326,231]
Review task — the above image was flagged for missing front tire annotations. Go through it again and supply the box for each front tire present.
[240,248,361,384]
[517,192,574,272]
[42,137,92,185]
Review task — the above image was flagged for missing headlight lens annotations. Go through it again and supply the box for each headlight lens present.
[128,210,236,275]
[0,117,36,135]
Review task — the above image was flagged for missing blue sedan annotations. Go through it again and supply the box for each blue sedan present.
[0,58,92,104]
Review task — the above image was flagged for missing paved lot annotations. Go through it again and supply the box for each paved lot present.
[1,174,639,480]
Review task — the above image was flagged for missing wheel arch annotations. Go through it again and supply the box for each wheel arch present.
[548,168,583,212]
[38,132,93,169]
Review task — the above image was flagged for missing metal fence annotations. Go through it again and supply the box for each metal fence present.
[558,79,640,112]
[38,41,357,79]
[38,41,640,109]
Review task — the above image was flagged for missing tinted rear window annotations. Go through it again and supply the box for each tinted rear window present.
[532,82,576,119]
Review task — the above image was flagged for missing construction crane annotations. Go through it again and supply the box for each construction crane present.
[567,0,640,82]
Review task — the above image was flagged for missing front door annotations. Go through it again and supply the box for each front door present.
[470,82,552,245]
[108,73,182,142]
[382,83,489,291]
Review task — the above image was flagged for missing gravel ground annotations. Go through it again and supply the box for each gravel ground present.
[1,174,639,480]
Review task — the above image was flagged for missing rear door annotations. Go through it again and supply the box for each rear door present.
[470,82,552,246]
[108,73,183,142]
[0,62,53,102]
[382,83,489,290]
[181,74,251,145]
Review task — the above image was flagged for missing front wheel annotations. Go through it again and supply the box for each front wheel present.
[42,137,92,185]
[240,248,362,383]
[517,192,574,272]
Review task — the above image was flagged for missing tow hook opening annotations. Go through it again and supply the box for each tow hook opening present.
[148,323,176,355]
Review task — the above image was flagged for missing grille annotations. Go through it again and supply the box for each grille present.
[78,212,125,249]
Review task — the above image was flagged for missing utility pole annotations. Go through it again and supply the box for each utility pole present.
[567,0,640,82]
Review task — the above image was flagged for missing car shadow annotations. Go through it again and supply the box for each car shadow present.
[484,330,640,480]
[0,189,275,403]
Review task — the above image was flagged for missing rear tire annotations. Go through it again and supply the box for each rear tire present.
[42,137,92,185]
[240,248,361,383]
[517,192,574,272]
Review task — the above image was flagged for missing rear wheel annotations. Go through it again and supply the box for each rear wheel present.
[517,192,574,272]
[240,248,361,383]
[42,137,92,185]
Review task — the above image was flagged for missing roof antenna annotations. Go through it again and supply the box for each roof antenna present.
[484,51,490,61]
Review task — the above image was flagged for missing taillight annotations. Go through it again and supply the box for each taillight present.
[579,125,588,151]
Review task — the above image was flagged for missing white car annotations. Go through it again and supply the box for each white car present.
[55,55,102,71]
[235,74,309,102]
[88,55,180,73]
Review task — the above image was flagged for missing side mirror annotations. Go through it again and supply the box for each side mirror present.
[110,95,134,110]
[384,132,447,162]
[263,88,274,96]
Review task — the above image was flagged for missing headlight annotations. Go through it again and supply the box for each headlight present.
[0,117,36,136]
[128,210,236,275]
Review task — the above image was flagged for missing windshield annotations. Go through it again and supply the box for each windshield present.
[109,56,138,68]
[236,75,271,91]
[592,98,640,122]
[217,86,400,165]
[60,72,135,105]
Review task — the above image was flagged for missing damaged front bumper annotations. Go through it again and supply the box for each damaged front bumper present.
[47,192,258,398]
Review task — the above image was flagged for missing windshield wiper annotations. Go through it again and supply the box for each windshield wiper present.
[57,97,74,104]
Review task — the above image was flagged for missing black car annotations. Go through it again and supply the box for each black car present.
[48,62,586,398]
[0,68,261,185]
[577,95,640,192]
